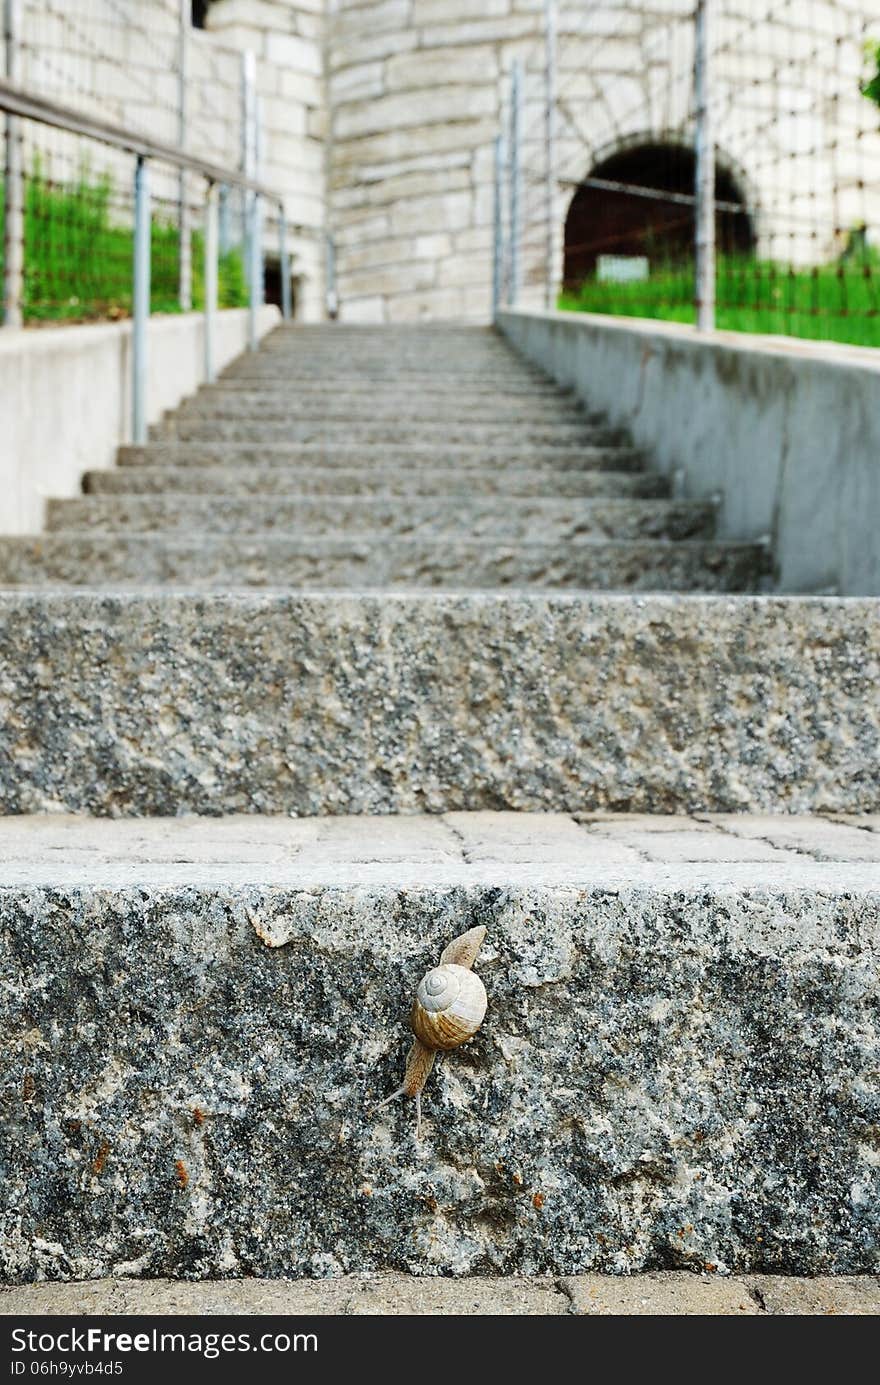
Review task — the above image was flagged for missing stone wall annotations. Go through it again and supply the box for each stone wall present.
[4,1,879,323]
[327,0,880,323]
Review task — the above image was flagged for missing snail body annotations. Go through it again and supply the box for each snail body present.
[379,925,488,1137]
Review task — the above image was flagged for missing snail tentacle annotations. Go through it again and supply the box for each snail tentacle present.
[376,1086,406,1110]
[439,924,486,971]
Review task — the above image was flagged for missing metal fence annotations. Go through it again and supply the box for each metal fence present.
[494,0,880,348]
[1,0,294,442]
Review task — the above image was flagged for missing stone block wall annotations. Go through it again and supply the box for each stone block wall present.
[327,0,880,323]
[4,1,879,323]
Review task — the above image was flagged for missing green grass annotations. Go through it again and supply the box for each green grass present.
[1,165,247,324]
[559,254,880,349]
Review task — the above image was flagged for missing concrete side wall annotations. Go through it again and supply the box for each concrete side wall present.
[0,306,279,536]
[499,309,880,595]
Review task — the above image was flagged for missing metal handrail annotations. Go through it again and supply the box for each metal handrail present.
[1,69,297,441]
[0,77,283,207]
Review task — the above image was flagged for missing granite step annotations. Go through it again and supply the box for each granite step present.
[0,534,757,588]
[236,358,539,374]
[219,365,552,381]
[159,419,625,447]
[82,465,670,500]
[1,811,878,1280]
[170,397,595,423]
[46,496,715,543]
[204,377,566,396]
[118,442,645,472]
[0,592,870,816]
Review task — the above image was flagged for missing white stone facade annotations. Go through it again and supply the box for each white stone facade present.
[4,1,879,322]
[328,0,880,322]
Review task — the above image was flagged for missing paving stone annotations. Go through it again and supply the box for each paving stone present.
[443,811,643,864]
[706,814,880,861]
[562,1273,762,1315]
[747,1276,880,1315]
[343,1274,567,1315]
[3,1273,879,1315]
[0,1278,353,1316]
[614,830,792,862]
[824,814,880,833]
[0,812,876,887]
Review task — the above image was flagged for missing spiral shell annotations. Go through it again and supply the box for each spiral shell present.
[410,963,487,1051]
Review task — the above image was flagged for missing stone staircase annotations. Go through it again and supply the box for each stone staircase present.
[2,323,767,590]
[1,324,878,1285]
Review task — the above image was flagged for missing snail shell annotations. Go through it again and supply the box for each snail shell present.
[411,963,487,1051]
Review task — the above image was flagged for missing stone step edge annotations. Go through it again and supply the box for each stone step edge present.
[1,813,877,894]
[2,1273,878,1316]
[47,495,711,520]
[15,535,748,552]
[117,446,644,471]
[81,467,668,498]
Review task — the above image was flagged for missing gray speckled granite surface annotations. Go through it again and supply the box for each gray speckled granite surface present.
[46,495,715,542]
[161,419,624,447]
[117,441,645,471]
[0,593,873,815]
[1,812,878,1281]
[0,539,763,588]
[83,464,669,499]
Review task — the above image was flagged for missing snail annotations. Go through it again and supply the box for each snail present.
[378,925,488,1138]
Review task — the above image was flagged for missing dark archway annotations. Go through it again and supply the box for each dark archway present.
[563,143,755,290]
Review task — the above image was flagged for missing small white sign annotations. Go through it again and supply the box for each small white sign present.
[597,255,650,283]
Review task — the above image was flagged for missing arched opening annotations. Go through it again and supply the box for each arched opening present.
[563,142,755,291]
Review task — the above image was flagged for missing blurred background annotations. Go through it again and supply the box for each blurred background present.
[2,1,879,342]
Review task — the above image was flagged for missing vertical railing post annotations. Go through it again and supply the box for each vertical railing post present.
[544,0,557,311]
[695,0,716,331]
[3,0,24,328]
[240,49,256,247]
[132,156,151,444]
[218,184,231,255]
[247,191,259,351]
[177,0,191,312]
[507,59,522,307]
[254,94,265,309]
[325,232,338,320]
[204,180,218,383]
[492,132,505,321]
[279,205,292,321]
[241,50,258,350]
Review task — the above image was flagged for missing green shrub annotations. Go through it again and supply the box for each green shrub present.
[863,41,880,107]
[559,253,880,348]
[1,162,248,323]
